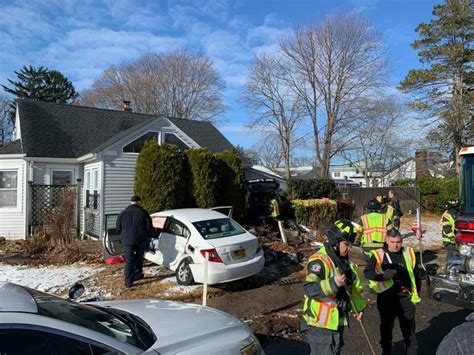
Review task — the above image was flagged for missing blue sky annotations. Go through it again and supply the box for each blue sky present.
[0,0,440,148]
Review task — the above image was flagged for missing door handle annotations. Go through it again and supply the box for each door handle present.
[187,245,195,252]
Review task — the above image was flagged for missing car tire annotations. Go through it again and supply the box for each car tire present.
[176,259,194,286]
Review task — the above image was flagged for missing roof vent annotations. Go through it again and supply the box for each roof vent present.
[123,100,132,112]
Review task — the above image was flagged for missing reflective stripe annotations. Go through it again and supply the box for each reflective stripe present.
[361,213,387,245]
[368,249,393,292]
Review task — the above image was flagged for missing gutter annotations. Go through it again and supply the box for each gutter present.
[0,154,26,159]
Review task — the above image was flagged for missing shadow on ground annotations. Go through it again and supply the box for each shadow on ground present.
[261,336,310,355]
[397,308,471,355]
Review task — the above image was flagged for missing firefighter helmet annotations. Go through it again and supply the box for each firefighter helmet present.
[366,198,382,212]
[327,219,357,245]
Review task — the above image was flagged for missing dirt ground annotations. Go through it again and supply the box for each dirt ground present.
[1,214,471,354]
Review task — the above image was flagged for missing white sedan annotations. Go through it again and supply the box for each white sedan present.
[105,208,265,285]
[0,281,264,354]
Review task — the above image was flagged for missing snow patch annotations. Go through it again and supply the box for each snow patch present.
[0,263,103,294]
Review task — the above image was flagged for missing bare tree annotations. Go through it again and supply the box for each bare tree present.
[250,134,285,172]
[243,54,305,179]
[340,96,414,186]
[0,95,14,145]
[79,50,226,124]
[279,14,386,176]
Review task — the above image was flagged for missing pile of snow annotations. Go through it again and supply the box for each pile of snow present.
[0,263,103,294]
[401,220,443,251]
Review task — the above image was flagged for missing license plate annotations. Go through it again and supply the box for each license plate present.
[234,249,245,259]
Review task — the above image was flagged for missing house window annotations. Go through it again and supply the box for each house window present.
[0,170,18,208]
[52,170,73,185]
[355,168,360,174]
[123,132,159,153]
[334,172,340,178]
[164,133,189,151]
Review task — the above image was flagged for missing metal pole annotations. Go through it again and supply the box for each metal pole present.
[202,251,209,306]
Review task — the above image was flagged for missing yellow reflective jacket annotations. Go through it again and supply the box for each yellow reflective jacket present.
[303,247,366,331]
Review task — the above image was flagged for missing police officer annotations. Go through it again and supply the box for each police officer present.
[440,201,458,260]
[364,229,421,355]
[360,199,389,259]
[116,195,153,289]
[302,220,366,355]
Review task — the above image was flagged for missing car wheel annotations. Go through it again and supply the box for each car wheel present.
[176,259,194,286]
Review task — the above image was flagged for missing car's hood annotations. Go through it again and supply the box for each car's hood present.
[93,299,252,353]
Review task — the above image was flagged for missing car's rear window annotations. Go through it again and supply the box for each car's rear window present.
[193,218,246,239]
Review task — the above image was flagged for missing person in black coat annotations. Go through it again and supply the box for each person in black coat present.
[116,195,153,288]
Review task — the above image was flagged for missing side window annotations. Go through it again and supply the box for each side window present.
[123,132,159,153]
[164,219,190,238]
[0,328,118,354]
[164,133,189,151]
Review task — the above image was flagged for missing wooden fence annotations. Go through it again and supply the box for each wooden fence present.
[337,186,421,219]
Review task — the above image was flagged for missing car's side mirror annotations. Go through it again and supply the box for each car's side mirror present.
[68,283,85,300]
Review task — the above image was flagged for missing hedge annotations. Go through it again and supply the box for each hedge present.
[287,177,340,200]
[186,148,221,208]
[134,142,191,212]
[216,149,246,221]
[418,176,459,213]
[291,199,338,229]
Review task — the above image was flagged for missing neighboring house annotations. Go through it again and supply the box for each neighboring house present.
[0,100,234,240]
[379,153,453,187]
[329,164,370,187]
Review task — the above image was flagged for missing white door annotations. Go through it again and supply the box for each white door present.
[159,218,190,269]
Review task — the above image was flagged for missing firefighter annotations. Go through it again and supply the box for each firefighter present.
[270,195,287,243]
[302,220,366,355]
[377,194,395,230]
[360,199,389,259]
[388,189,403,231]
[440,201,459,260]
[364,229,421,355]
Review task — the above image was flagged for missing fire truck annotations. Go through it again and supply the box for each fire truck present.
[430,146,474,309]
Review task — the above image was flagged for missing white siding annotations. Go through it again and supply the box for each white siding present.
[103,153,138,216]
[0,159,27,239]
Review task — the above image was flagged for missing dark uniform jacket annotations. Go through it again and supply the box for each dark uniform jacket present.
[364,246,421,295]
[116,204,153,246]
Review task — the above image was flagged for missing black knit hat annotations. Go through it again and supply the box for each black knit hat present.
[130,195,142,202]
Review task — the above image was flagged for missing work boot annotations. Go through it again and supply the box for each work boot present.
[134,273,144,281]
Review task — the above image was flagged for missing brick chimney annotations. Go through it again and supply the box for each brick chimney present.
[415,149,430,179]
[123,100,132,112]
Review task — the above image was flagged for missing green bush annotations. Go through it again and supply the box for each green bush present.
[287,178,340,200]
[134,142,191,212]
[291,199,338,229]
[216,149,246,221]
[418,176,459,213]
[186,148,221,208]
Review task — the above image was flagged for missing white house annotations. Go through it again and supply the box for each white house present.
[0,100,234,239]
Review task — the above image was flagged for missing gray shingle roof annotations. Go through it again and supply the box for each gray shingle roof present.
[16,100,233,158]
[0,139,23,154]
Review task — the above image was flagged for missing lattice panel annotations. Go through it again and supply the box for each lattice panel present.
[30,185,78,227]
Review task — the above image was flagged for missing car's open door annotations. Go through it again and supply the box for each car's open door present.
[103,214,123,259]
[210,206,233,218]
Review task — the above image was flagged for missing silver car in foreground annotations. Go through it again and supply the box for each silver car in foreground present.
[0,282,264,354]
